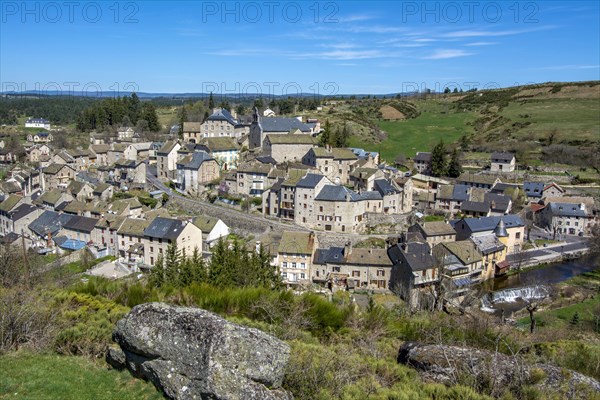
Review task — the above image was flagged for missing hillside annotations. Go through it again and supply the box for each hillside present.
[295,81,599,181]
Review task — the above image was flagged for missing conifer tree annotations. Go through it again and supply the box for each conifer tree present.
[447,148,463,178]
[431,140,447,177]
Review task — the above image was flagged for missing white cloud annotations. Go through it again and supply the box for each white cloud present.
[423,49,473,60]
[535,64,600,70]
[465,41,498,46]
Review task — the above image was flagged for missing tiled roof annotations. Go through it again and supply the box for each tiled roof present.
[387,242,434,272]
[278,231,314,255]
[258,117,311,133]
[420,221,456,237]
[457,173,500,186]
[204,137,238,151]
[177,151,214,170]
[117,218,151,236]
[414,152,432,162]
[29,211,73,237]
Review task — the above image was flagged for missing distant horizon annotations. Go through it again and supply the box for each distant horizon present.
[2,79,598,99]
[2,1,599,94]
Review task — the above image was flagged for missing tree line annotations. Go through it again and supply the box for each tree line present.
[431,139,463,178]
[149,239,281,289]
[0,96,98,125]
[76,93,160,132]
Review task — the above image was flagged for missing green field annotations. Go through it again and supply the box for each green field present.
[349,103,476,162]
[0,353,162,400]
[499,98,600,143]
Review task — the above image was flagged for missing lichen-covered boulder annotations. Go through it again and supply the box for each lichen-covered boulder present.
[398,341,600,399]
[107,302,293,400]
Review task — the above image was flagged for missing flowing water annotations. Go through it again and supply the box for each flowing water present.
[480,253,599,314]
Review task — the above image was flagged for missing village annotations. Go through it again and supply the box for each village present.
[0,106,597,311]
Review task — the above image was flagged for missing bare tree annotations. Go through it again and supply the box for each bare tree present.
[526,302,538,334]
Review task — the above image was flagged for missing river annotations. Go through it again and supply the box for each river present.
[480,253,600,314]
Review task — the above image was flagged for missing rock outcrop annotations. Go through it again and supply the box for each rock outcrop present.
[398,342,600,399]
[107,302,293,400]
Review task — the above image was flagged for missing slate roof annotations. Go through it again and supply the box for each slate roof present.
[36,189,64,205]
[255,156,277,165]
[9,203,38,221]
[314,246,346,265]
[453,215,524,233]
[93,183,111,195]
[0,232,20,245]
[207,108,238,124]
[414,152,432,162]
[296,173,325,189]
[28,211,73,237]
[356,191,383,201]
[237,162,272,175]
[315,185,359,202]
[491,152,515,162]
[484,192,511,212]
[471,234,506,255]
[259,117,311,133]
[144,217,187,240]
[0,181,22,194]
[524,181,545,198]
[177,151,214,170]
[437,184,470,201]
[63,215,98,233]
[90,144,110,154]
[461,200,490,214]
[547,202,588,217]
[67,180,87,195]
[387,242,435,272]
[157,140,179,155]
[351,167,379,180]
[491,182,520,194]
[282,169,307,187]
[374,179,399,196]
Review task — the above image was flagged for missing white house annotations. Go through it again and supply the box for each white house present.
[192,216,230,248]
[490,152,516,172]
[25,118,50,130]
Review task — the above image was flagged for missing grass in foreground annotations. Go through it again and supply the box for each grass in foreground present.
[0,352,163,400]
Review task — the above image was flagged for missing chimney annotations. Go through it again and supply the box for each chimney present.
[344,240,352,258]
[580,203,586,211]
[255,240,261,253]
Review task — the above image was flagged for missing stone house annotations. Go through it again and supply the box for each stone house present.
[434,184,471,215]
[302,147,358,186]
[25,118,50,130]
[0,201,39,237]
[457,173,501,189]
[526,182,565,200]
[93,183,114,202]
[67,181,94,202]
[277,231,318,287]
[407,221,456,247]
[27,144,51,163]
[65,149,92,171]
[202,137,239,170]
[185,109,247,142]
[261,169,306,220]
[117,127,136,141]
[124,142,153,162]
[349,168,385,191]
[313,242,393,291]
[114,159,147,187]
[452,215,525,254]
[263,134,316,164]
[293,173,331,226]
[51,150,76,166]
[156,140,181,181]
[490,152,516,173]
[117,218,152,262]
[33,189,73,210]
[430,241,484,296]
[90,144,110,166]
[61,215,98,244]
[236,162,274,197]
[27,132,53,143]
[42,163,76,190]
[388,241,437,309]
[143,217,203,266]
[248,107,312,149]
[93,215,126,255]
[176,151,220,195]
[413,152,432,175]
[538,201,593,236]
[28,211,73,248]
[470,233,507,280]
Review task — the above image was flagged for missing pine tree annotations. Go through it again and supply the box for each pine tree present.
[141,103,160,132]
[208,92,215,109]
[149,254,165,287]
[190,247,206,283]
[178,105,187,138]
[570,312,580,326]
[164,242,180,285]
[319,120,331,146]
[431,140,447,177]
[447,148,463,178]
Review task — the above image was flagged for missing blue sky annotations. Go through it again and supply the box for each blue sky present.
[1,1,599,95]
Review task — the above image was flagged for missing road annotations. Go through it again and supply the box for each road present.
[146,171,309,234]
[506,237,590,264]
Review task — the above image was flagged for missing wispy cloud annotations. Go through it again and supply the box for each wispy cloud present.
[442,26,556,38]
[422,49,473,60]
[336,63,359,67]
[465,41,498,46]
[301,49,387,60]
[534,64,600,70]
[339,14,377,23]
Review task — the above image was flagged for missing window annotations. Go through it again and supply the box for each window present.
[516,232,521,239]
[352,270,360,277]
[376,269,385,277]
[159,248,163,254]
[282,262,287,268]
[291,262,297,268]
[150,246,154,252]
[300,273,305,279]
[300,263,306,269]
